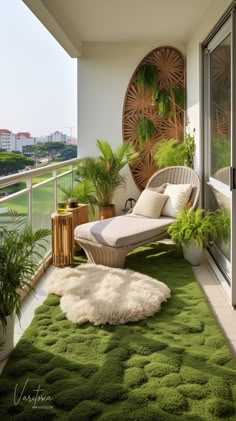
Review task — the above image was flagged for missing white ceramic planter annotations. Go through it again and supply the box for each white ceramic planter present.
[0,313,15,361]
[182,241,203,266]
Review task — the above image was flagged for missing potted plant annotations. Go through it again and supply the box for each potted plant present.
[58,178,98,218]
[77,140,139,219]
[0,211,51,360]
[167,208,217,265]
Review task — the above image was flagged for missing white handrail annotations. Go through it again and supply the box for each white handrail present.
[0,157,80,188]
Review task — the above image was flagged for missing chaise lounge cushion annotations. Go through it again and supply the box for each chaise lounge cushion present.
[74,214,174,248]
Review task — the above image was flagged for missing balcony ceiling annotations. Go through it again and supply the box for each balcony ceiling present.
[23,0,213,57]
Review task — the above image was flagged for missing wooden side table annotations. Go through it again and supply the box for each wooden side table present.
[67,204,89,250]
[51,212,74,266]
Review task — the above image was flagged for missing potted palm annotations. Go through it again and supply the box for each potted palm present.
[77,140,139,219]
[167,208,217,265]
[58,178,98,218]
[0,211,50,360]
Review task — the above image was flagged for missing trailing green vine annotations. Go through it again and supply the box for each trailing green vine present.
[136,64,158,103]
[137,117,155,146]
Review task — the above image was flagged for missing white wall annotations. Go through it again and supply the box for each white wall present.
[77,41,185,214]
[186,0,232,177]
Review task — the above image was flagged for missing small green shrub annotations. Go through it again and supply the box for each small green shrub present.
[153,138,185,168]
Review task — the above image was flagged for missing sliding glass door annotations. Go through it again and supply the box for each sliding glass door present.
[204,13,236,305]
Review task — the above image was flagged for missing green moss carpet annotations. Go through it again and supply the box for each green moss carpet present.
[0,243,236,420]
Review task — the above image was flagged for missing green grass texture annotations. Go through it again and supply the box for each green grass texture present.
[0,243,236,420]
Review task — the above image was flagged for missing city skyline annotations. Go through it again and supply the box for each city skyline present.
[0,0,77,138]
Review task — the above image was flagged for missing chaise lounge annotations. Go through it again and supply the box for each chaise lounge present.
[74,166,200,268]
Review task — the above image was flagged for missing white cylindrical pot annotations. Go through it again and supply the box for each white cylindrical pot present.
[0,313,15,361]
[182,241,203,266]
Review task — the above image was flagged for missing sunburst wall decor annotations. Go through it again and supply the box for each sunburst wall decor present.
[122,46,185,190]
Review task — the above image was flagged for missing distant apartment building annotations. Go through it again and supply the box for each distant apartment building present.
[16,132,36,152]
[0,129,76,151]
[0,129,36,152]
[48,131,67,143]
[0,129,17,152]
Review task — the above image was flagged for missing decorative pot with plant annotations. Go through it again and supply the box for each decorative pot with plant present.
[77,140,139,220]
[167,208,217,265]
[0,211,51,360]
[58,178,98,218]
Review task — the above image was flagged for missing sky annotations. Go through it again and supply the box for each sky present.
[0,0,77,138]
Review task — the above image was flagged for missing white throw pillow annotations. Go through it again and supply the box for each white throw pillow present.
[132,190,168,218]
[161,184,192,217]
[147,183,168,194]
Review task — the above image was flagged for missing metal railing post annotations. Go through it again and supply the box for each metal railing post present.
[26,177,32,224]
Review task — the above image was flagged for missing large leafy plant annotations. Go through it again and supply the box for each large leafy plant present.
[0,211,51,330]
[167,208,218,247]
[77,140,139,207]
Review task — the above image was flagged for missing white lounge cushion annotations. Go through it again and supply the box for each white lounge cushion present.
[132,190,168,218]
[161,184,192,217]
[74,214,174,248]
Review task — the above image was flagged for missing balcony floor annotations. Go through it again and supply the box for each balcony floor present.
[1,244,236,374]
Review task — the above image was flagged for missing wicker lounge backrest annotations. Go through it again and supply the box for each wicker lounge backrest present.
[146,166,200,210]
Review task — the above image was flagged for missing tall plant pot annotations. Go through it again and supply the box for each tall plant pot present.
[182,241,203,266]
[99,205,116,220]
[0,313,15,361]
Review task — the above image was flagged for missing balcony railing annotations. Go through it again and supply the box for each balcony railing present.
[0,158,80,263]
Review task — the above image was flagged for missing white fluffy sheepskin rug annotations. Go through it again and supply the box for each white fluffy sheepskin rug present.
[45,263,171,325]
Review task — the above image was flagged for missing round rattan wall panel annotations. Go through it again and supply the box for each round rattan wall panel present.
[123,46,185,190]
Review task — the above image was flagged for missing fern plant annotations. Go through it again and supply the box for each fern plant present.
[157,89,170,115]
[153,138,185,168]
[136,64,158,102]
[157,87,185,116]
[137,117,155,145]
[167,208,218,247]
[153,134,195,169]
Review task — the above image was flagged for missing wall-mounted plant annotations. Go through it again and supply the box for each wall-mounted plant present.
[137,117,155,146]
[157,87,185,116]
[136,64,158,104]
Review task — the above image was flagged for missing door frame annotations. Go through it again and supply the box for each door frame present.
[203,15,236,305]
